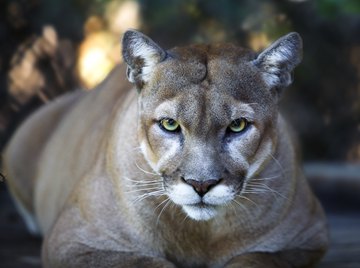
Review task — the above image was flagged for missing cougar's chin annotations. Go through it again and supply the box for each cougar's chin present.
[167,182,236,221]
[182,204,219,221]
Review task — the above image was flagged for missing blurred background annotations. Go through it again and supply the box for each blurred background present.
[0,0,359,162]
[0,0,359,267]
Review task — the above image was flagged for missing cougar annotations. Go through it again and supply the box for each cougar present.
[3,30,328,267]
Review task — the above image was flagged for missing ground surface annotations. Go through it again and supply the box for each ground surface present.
[1,168,360,268]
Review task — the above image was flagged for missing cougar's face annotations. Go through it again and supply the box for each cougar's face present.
[137,45,278,221]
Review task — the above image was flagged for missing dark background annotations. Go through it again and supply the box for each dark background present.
[1,0,360,161]
[0,0,359,267]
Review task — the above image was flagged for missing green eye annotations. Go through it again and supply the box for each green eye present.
[160,118,180,132]
[229,118,248,133]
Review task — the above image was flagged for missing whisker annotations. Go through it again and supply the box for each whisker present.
[225,201,237,215]
[236,194,258,206]
[132,190,165,203]
[154,197,170,212]
[127,184,162,189]
[246,182,288,200]
[156,199,172,225]
[123,177,162,184]
[242,189,268,194]
[125,182,163,188]
[232,199,249,213]
[269,153,286,176]
[247,181,276,191]
[251,174,281,181]
[134,162,159,176]
[124,186,162,194]
[133,193,151,204]
[181,212,190,224]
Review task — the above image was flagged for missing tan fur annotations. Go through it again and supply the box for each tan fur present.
[3,31,328,267]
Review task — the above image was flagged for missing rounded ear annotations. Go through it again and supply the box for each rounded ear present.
[252,32,303,95]
[122,30,167,88]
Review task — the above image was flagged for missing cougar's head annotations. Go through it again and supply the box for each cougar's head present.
[122,30,302,221]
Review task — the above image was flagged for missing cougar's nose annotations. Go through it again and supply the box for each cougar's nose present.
[182,178,221,197]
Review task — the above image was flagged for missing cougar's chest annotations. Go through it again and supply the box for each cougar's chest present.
[159,210,252,267]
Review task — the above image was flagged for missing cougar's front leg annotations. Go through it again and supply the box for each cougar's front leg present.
[224,250,326,268]
[42,229,176,268]
[41,206,176,268]
[43,245,176,268]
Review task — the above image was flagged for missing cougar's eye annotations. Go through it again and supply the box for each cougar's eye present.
[159,118,180,132]
[228,118,248,133]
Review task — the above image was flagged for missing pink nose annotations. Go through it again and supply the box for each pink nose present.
[183,178,221,197]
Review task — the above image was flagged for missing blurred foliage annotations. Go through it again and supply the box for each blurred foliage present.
[316,0,360,17]
[138,0,292,46]
[0,0,359,162]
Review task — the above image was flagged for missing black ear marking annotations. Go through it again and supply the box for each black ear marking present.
[253,32,303,95]
[122,30,167,88]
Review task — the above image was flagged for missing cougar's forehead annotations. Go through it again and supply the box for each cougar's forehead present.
[141,43,275,118]
[144,45,249,87]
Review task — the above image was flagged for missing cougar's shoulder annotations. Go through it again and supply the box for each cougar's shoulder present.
[3,90,83,211]
[4,64,134,233]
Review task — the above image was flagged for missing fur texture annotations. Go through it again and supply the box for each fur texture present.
[3,30,328,268]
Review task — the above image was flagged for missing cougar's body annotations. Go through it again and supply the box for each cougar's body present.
[3,31,328,267]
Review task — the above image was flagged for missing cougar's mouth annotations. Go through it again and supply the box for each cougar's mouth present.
[164,176,236,221]
[182,202,219,221]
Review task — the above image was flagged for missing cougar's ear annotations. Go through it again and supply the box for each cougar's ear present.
[122,30,167,87]
[253,32,302,96]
